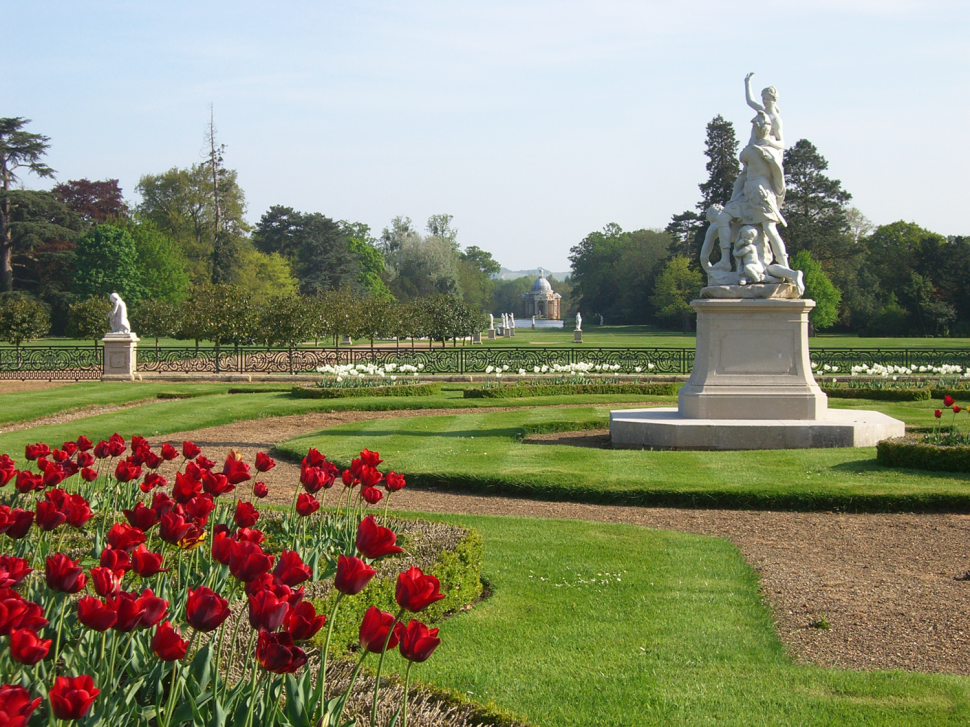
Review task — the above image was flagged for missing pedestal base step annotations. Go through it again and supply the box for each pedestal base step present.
[609,408,905,450]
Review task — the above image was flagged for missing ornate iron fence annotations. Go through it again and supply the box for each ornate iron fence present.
[0,346,102,381]
[2,344,969,380]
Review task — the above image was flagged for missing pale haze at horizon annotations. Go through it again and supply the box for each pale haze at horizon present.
[6,1,967,272]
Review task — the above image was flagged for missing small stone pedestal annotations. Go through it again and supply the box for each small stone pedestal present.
[102,333,139,381]
[341,336,353,346]
[487,328,496,340]
[574,330,583,343]
[472,331,482,344]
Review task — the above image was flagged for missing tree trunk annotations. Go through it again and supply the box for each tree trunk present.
[0,189,12,292]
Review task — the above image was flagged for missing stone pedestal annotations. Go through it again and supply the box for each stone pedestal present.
[678,298,826,420]
[472,331,482,344]
[102,333,139,380]
[574,330,583,343]
[341,336,353,346]
[487,329,496,340]
[510,328,515,337]
[503,329,511,338]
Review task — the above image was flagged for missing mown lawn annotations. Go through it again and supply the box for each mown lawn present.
[279,402,970,511]
[381,514,970,726]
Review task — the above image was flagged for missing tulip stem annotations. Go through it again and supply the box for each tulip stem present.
[333,650,368,725]
[50,594,69,679]
[370,608,404,727]
[401,661,414,727]
[242,652,261,727]
[315,593,343,718]
[161,660,181,727]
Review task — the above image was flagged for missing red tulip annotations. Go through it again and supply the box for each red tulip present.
[138,588,169,628]
[0,592,47,635]
[93,441,111,459]
[255,452,276,472]
[334,555,376,595]
[356,515,403,560]
[35,501,66,532]
[90,567,122,598]
[361,486,383,505]
[64,494,93,529]
[158,512,193,544]
[256,631,308,673]
[172,472,202,503]
[76,435,94,452]
[935,409,943,418]
[80,467,98,482]
[285,601,325,641]
[4,509,33,539]
[0,465,15,488]
[202,471,235,497]
[52,448,70,463]
[99,547,131,573]
[358,606,401,654]
[115,458,142,483]
[160,443,179,461]
[360,449,383,467]
[24,443,50,461]
[300,467,328,494]
[211,527,234,565]
[152,621,188,661]
[0,556,31,588]
[185,587,230,632]
[182,441,201,460]
[295,493,320,517]
[45,553,87,594]
[341,469,356,488]
[385,472,406,492]
[131,546,167,577]
[398,620,441,663]
[273,551,311,587]
[954,405,962,414]
[108,592,146,632]
[49,675,100,720]
[151,491,176,518]
[9,628,51,665]
[76,596,117,632]
[229,541,274,583]
[0,683,41,727]
[396,566,445,612]
[248,590,290,632]
[944,395,956,407]
[107,523,146,551]
[302,448,327,468]
[359,467,384,489]
[236,527,266,545]
[142,450,163,470]
[183,493,215,523]
[14,471,41,494]
[195,455,216,470]
[253,481,268,498]
[234,501,260,528]
[221,456,251,485]
[123,502,158,532]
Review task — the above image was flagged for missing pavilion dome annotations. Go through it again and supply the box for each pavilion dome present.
[531,276,552,294]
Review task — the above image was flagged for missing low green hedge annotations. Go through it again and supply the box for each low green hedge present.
[463,382,678,399]
[931,388,970,402]
[820,387,930,401]
[311,525,483,656]
[291,383,442,399]
[876,436,970,473]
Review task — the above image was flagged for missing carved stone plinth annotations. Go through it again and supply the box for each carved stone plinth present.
[678,298,825,420]
[102,333,139,380]
[341,336,353,345]
[487,329,496,340]
[472,331,482,344]
[574,331,583,343]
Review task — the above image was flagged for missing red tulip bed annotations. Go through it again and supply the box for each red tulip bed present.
[0,433,447,727]
[877,394,970,473]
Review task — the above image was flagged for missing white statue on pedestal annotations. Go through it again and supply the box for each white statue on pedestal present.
[509,313,515,329]
[108,293,131,334]
[575,312,582,331]
[489,313,494,330]
[698,74,804,298]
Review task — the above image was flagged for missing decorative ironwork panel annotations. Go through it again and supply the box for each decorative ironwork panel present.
[808,348,970,372]
[0,346,102,381]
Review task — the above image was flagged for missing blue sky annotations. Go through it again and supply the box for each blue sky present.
[6,0,967,271]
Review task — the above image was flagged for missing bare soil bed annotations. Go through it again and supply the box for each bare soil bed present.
[149,413,970,676]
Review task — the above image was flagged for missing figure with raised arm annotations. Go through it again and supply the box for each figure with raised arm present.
[108,293,131,334]
[745,72,783,149]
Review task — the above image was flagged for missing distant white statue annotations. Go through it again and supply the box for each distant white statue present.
[108,293,131,334]
[575,312,582,331]
[599,314,604,326]
[489,313,495,330]
[509,313,515,328]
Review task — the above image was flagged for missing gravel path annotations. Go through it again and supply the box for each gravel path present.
[147,410,970,677]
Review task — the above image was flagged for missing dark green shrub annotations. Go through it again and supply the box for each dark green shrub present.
[464,382,677,399]
[820,387,930,402]
[876,437,970,473]
[291,383,441,399]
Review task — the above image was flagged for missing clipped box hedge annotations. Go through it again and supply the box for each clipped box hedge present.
[463,382,678,399]
[291,382,442,399]
[820,387,931,402]
[311,524,484,656]
[876,436,970,473]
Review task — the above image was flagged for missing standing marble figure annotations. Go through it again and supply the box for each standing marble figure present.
[575,312,582,331]
[108,293,131,334]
